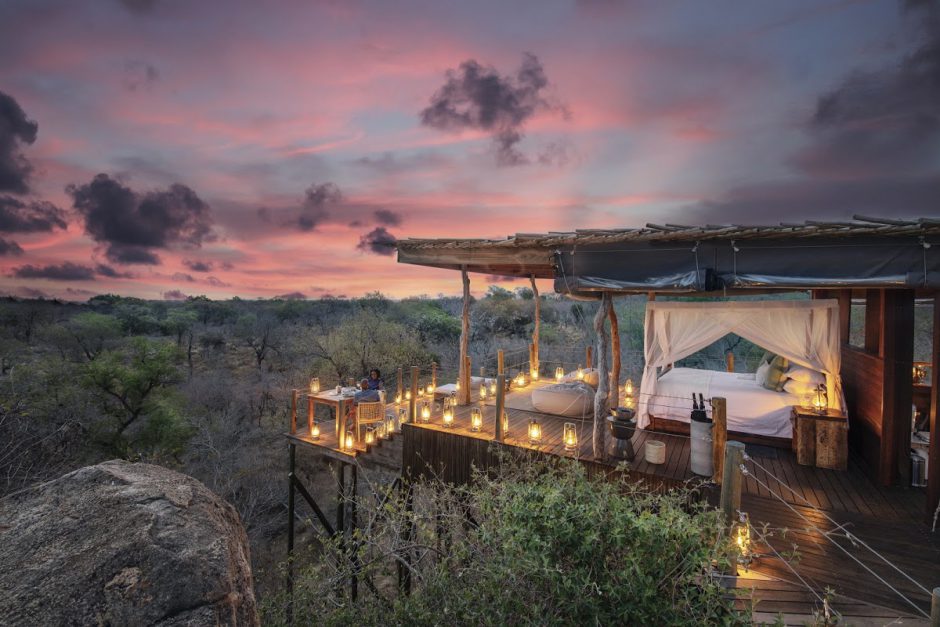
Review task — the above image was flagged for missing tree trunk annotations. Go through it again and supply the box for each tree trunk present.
[530,275,540,375]
[593,293,612,460]
[608,300,620,409]
[458,268,471,405]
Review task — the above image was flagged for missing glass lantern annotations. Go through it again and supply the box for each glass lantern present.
[309,377,320,394]
[528,419,542,444]
[421,400,431,423]
[364,427,375,445]
[398,406,408,425]
[554,366,564,382]
[563,423,577,451]
[478,383,487,401]
[576,365,585,380]
[310,422,320,441]
[812,383,828,414]
[344,430,354,451]
[470,407,483,432]
[442,405,455,428]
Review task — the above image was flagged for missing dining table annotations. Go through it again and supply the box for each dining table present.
[308,387,359,438]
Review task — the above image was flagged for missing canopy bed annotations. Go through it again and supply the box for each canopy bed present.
[638,300,845,442]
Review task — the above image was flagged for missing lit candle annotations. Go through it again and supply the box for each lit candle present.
[489,381,497,395]
[528,419,542,444]
[736,512,752,566]
[470,408,482,432]
[515,372,526,388]
[421,400,431,422]
[442,406,454,428]
[456,380,461,392]
[624,379,633,397]
[395,393,402,405]
[479,383,487,401]
[813,383,828,414]
[365,428,375,445]
[344,430,354,451]
[309,377,320,394]
[405,390,412,401]
[311,422,320,441]
[398,407,408,425]
[530,367,539,381]
[576,365,584,380]
[563,422,577,451]
[554,367,564,382]
[387,414,396,435]
[426,383,434,395]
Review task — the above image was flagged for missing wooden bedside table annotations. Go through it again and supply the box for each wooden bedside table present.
[791,406,847,470]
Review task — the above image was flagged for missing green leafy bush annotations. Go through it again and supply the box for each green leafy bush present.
[267,460,743,626]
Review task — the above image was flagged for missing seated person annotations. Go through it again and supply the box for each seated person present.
[367,368,384,391]
[354,379,382,403]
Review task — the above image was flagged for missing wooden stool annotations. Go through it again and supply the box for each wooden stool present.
[791,406,847,470]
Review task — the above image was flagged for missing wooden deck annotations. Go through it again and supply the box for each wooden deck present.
[398,397,939,622]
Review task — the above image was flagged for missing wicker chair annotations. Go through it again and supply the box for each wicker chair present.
[356,400,385,442]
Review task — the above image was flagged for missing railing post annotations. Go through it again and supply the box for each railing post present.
[397,367,403,401]
[290,389,298,434]
[586,345,593,369]
[409,365,419,423]
[719,441,746,525]
[930,586,939,627]
[306,394,314,436]
[497,349,505,376]
[495,374,506,442]
[712,397,728,484]
[431,361,437,391]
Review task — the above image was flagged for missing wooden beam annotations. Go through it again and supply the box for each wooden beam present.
[928,295,940,522]
[719,441,746,524]
[586,345,593,370]
[497,349,504,376]
[307,395,314,436]
[530,275,540,376]
[458,268,471,406]
[865,289,882,355]
[495,374,506,443]
[836,290,851,343]
[712,397,728,484]
[725,352,735,373]
[409,366,419,424]
[592,293,612,460]
[608,300,621,409]
[879,289,914,486]
[462,355,472,406]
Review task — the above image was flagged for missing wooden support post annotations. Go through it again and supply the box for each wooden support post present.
[930,587,939,627]
[929,296,940,523]
[409,366,419,423]
[497,349,505,376]
[592,293,612,460]
[286,442,296,622]
[880,289,914,486]
[290,389,298,434]
[348,463,358,602]
[586,345,593,369]
[725,352,735,373]
[719,441,746,524]
[495,374,506,442]
[529,343,536,377]
[530,275,540,376]
[397,367,403,401]
[431,362,437,390]
[712,397,728,484]
[458,267,471,406]
[461,355,472,405]
[307,395,314,436]
[608,300,620,409]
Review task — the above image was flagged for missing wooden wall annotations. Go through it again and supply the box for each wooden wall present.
[817,289,914,486]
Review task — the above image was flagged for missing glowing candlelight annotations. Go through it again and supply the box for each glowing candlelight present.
[470,408,482,432]
[563,423,577,451]
[398,407,408,425]
[426,383,434,395]
[530,367,539,381]
[576,365,584,380]
[387,414,396,435]
[813,383,828,414]
[442,405,454,428]
[554,367,564,382]
[456,380,461,392]
[479,383,487,401]
[309,377,320,394]
[528,419,542,444]
[344,430,354,451]
[310,422,320,441]
[489,381,497,395]
[514,371,526,388]
[395,392,402,405]
[364,427,375,445]
[624,379,634,397]
[421,400,431,422]
[405,390,412,401]
[736,512,753,567]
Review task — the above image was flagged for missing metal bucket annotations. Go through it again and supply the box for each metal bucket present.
[690,420,714,476]
[911,453,926,488]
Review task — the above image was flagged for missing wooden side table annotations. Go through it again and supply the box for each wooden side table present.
[791,407,847,470]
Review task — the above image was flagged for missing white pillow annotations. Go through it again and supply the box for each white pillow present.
[786,366,825,385]
[783,379,817,397]
[755,361,771,387]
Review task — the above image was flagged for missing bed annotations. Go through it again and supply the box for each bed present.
[645,367,800,440]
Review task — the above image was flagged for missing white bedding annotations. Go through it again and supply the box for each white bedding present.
[646,367,799,438]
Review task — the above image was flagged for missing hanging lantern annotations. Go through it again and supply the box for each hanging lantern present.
[442,405,454,428]
[421,400,431,422]
[528,419,542,444]
[470,407,483,432]
[554,367,564,382]
[398,406,408,425]
[576,365,585,381]
[310,422,320,441]
[563,423,577,451]
[813,383,828,414]
[344,430,354,451]
[309,377,320,394]
[364,427,375,445]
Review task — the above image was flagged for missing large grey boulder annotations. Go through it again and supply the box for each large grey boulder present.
[0,460,259,626]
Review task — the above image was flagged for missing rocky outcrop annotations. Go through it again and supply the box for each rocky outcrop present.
[0,460,259,626]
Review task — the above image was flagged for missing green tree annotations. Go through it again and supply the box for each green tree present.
[83,338,187,456]
[235,313,282,370]
[66,312,122,361]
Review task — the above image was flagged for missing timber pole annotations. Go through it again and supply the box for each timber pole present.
[409,366,419,423]
[592,293,612,460]
[286,442,296,623]
[530,275,540,376]
[712,397,728,484]
[719,441,746,525]
[608,300,620,409]
[307,395,314,436]
[586,345,593,370]
[495,374,506,443]
[458,267,471,405]
[930,587,939,627]
[497,349,505,376]
[397,367,403,402]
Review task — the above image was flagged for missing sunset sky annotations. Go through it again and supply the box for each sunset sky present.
[0,0,937,300]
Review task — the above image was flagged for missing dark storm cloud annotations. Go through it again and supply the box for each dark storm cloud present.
[276,291,306,300]
[206,276,230,287]
[356,227,397,256]
[183,259,213,272]
[791,2,940,177]
[95,263,134,278]
[172,272,196,282]
[12,262,96,281]
[0,195,67,233]
[68,173,214,265]
[0,237,23,256]
[420,53,561,166]
[374,209,402,226]
[163,289,189,301]
[290,182,342,231]
[0,90,38,194]
[122,61,159,92]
